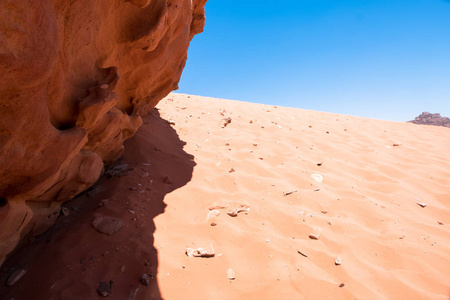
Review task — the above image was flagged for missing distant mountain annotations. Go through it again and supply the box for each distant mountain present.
[409,112,450,128]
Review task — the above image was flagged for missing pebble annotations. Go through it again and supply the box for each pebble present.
[283,190,297,196]
[227,211,238,217]
[437,221,444,225]
[226,204,250,217]
[297,250,308,258]
[207,209,221,221]
[335,257,342,265]
[97,281,113,297]
[6,269,27,286]
[393,142,402,146]
[339,283,345,288]
[140,273,150,286]
[186,247,215,258]
[61,207,70,216]
[311,174,323,183]
[222,117,232,128]
[227,268,236,280]
[309,234,319,240]
[211,222,217,226]
[163,176,172,184]
[416,202,427,208]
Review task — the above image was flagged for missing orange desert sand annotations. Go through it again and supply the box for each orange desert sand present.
[1,93,449,300]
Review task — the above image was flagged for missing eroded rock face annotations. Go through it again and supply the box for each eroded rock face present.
[0,0,207,265]
[409,112,450,128]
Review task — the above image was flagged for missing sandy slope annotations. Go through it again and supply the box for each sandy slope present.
[1,93,449,300]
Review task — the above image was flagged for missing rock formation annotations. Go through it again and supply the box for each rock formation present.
[409,112,450,128]
[0,0,207,266]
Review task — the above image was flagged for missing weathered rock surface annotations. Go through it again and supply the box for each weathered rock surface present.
[409,112,450,128]
[0,0,207,266]
[92,216,124,236]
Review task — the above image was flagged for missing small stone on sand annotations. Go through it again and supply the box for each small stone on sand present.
[209,205,228,210]
[92,217,124,235]
[97,281,113,297]
[222,117,232,128]
[311,174,323,183]
[283,190,297,196]
[61,207,70,216]
[226,204,250,217]
[309,234,319,240]
[297,251,308,257]
[206,209,220,221]
[335,257,342,265]
[6,269,27,286]
[227,268,236,280]
[140,273,150,286]
[186,247,215,258]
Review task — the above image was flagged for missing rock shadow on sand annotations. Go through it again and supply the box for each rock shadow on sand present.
[0,108,196,300]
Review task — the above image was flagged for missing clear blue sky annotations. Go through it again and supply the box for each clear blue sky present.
[177,0,450,121]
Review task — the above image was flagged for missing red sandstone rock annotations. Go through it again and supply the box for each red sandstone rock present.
[0,0,207,266]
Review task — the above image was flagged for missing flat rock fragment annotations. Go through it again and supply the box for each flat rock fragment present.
[311,174,323,183]
[97,281,113,297]
[92,217,124,235]
[140,273,150,286]
[227,268,236,280]
[226,204,250,217]
[297,251,308,258]
[309,234,319,240]
[186,247,215,258]
[206,209,221,221]
[6,269,27,287]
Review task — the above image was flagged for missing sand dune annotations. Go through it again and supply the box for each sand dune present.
[1,93,449,299]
